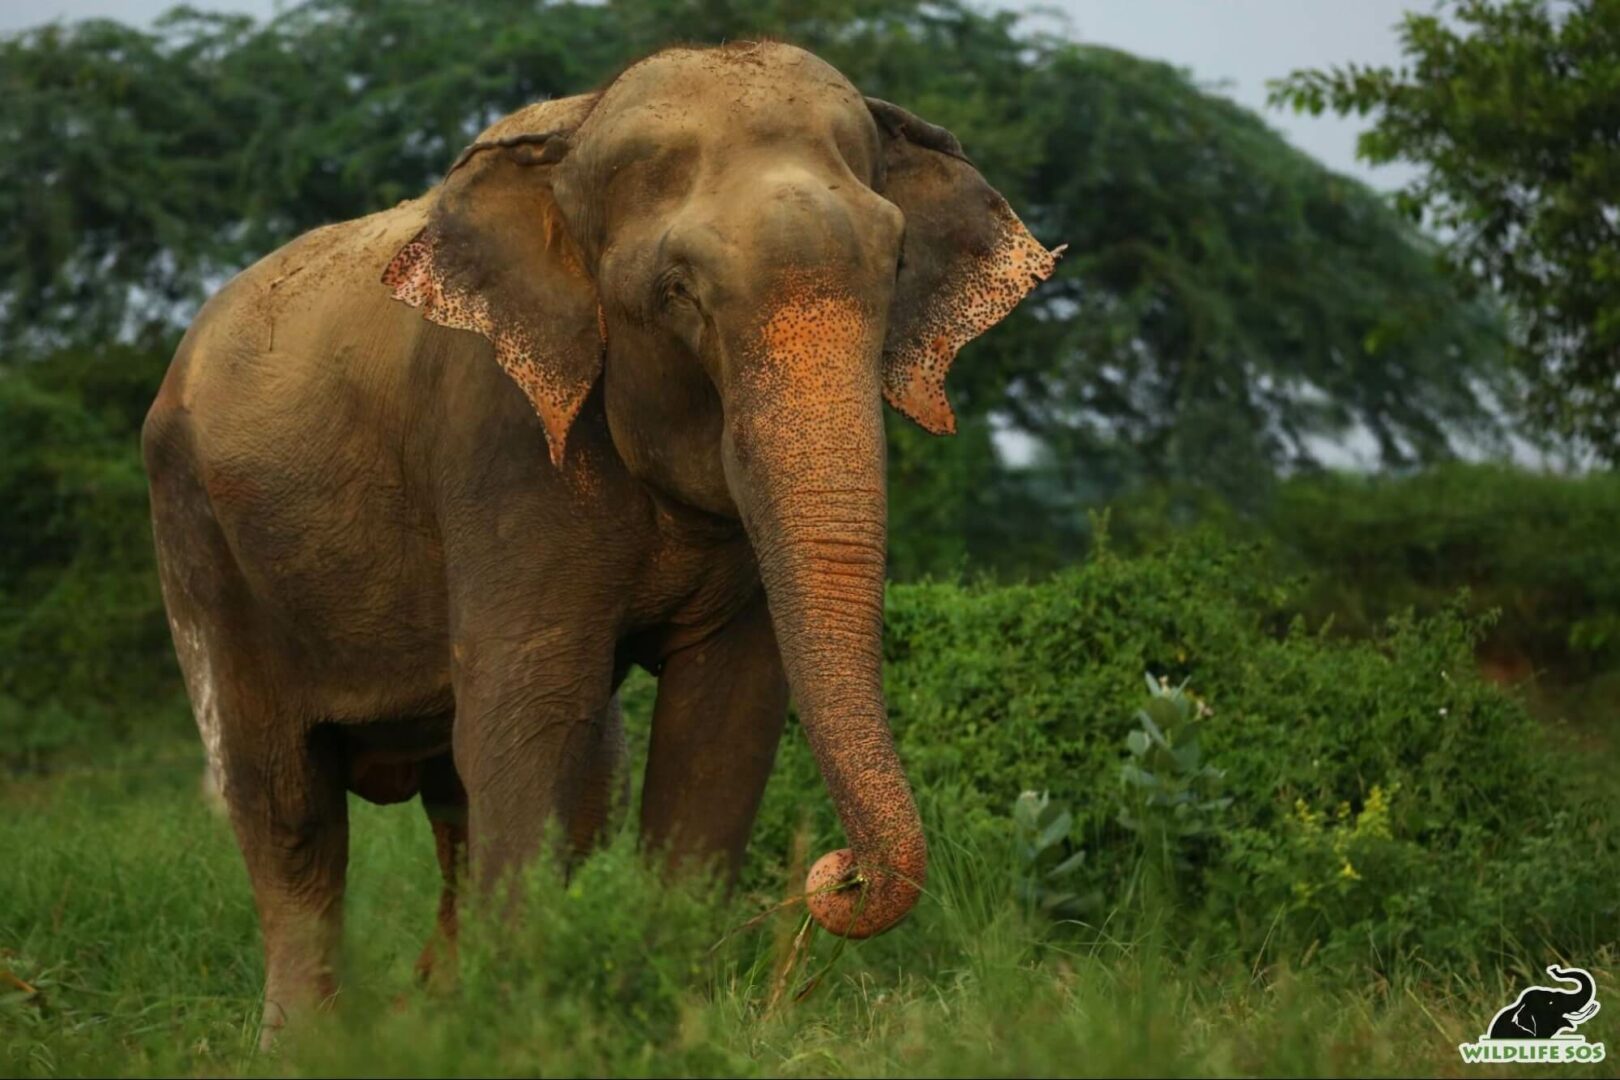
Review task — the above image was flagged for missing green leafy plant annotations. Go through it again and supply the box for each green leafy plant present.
[1118,674,1231,901]
[751,534,1620,975]
[1118,675,1231,841]
[1011,790,1092,920]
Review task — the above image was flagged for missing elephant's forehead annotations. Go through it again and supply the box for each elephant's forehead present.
[598,42,863,120]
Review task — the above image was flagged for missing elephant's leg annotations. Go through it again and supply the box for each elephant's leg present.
[565,693,629,859]
[415,690,619,982]
[640,594,789,881]
[451,632,618,900]
[220,718,350,1049]
[415,752,466,982]
[150,462,348,1046]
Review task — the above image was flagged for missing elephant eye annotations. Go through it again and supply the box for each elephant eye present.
[660,272,697,310]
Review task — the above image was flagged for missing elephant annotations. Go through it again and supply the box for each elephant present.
[1487,966,1601,1039]
[141,40,1060,1041]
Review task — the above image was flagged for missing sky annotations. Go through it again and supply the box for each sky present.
[1,0,1428,191]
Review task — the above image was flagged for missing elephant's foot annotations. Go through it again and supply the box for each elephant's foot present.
[257,969,339,1052]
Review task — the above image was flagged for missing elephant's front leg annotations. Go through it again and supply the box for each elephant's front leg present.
[640,594,790,880]
[451,631,618,899]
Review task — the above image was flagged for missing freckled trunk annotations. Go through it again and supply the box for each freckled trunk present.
[751,480,926,938]
[725,304,926,939]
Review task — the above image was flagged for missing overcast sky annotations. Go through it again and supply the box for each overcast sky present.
[3,0,1429,191]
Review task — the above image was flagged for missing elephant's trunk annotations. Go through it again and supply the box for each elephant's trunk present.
[721,280,925,939]
[1550,966,1596,1011]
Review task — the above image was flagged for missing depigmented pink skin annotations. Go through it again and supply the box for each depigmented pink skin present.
[733,274,929,941]
[806,847,924,939]
[380,94,604,469]
[383,220,601,469]
[882,215,1065,437]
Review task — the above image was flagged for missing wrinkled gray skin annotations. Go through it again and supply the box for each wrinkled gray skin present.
[141,42,1058,1043]
[1486,966,1600,1039]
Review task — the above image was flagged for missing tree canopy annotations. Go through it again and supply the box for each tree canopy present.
[1273,0,1620,462]
[0,0,1511,575]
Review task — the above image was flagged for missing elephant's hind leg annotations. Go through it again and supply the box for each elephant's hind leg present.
[224,721,350,1048]
[148,430,349,1048]
[415,752,467,982]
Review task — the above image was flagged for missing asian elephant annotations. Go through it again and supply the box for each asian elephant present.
[1487,966,1600,1039]
[141,41,1059,1040]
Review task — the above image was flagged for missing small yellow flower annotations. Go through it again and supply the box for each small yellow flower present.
[1356,785,1392,840]
[1339,860,1361,881]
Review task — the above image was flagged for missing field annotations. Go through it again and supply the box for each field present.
[0,744,1602,1078]
[5,541,1616,1078]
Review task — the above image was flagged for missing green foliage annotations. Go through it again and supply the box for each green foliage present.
[743,534,1619,975]
[0,349,186,767]
[4,559,1616,1074]
[0,0,1509,552]
[1009,44,1507,498]
[1010,789,1091,919]
[1116,675,1231,900]
[1098,463,1620,737]
[1,770,1550,1077]
[1272,0,1620,460]
[1268,464,1620,682]
[10,512,1613,982]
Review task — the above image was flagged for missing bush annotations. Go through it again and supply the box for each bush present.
[0,349,187,767]
[747,533,1620,977]
[1101,464,1620,731]
[1269,463,1620,688]
[3,362,1611,983]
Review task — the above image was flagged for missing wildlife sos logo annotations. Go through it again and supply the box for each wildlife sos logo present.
[1458,965,1605,1064]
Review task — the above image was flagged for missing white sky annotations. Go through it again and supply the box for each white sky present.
[1,0,1427,191]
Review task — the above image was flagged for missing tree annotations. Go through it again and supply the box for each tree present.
[1272,0,1620,462]
[1002,45,1508,503]
[0,0,1513,579]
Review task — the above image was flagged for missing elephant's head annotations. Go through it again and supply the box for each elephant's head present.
[383,42,1061,938]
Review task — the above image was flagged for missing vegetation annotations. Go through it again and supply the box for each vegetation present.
[6,541,1617,1075]
[0,346,186,767]
[1273,0,1620,461]
[11,766,1606,1078]
[1104,463,1620,739]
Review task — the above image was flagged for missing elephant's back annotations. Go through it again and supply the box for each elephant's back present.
[165,199,433,425]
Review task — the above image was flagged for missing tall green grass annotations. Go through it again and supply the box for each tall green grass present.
[2,746,1612,1078]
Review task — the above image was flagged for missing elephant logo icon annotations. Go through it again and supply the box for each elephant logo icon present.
[1459,965,1606,1064]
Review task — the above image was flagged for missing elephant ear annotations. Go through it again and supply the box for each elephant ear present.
[866,97,1063,435]
[383,95,601,466]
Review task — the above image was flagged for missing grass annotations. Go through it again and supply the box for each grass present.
[4,732,1611,1078]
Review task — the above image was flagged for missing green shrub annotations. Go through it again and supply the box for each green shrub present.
[1105,464,1620,729]
[0,351,187,767]
[1268,463,1620,705]
[746,534,1620,977]
[4,359,1611,984]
